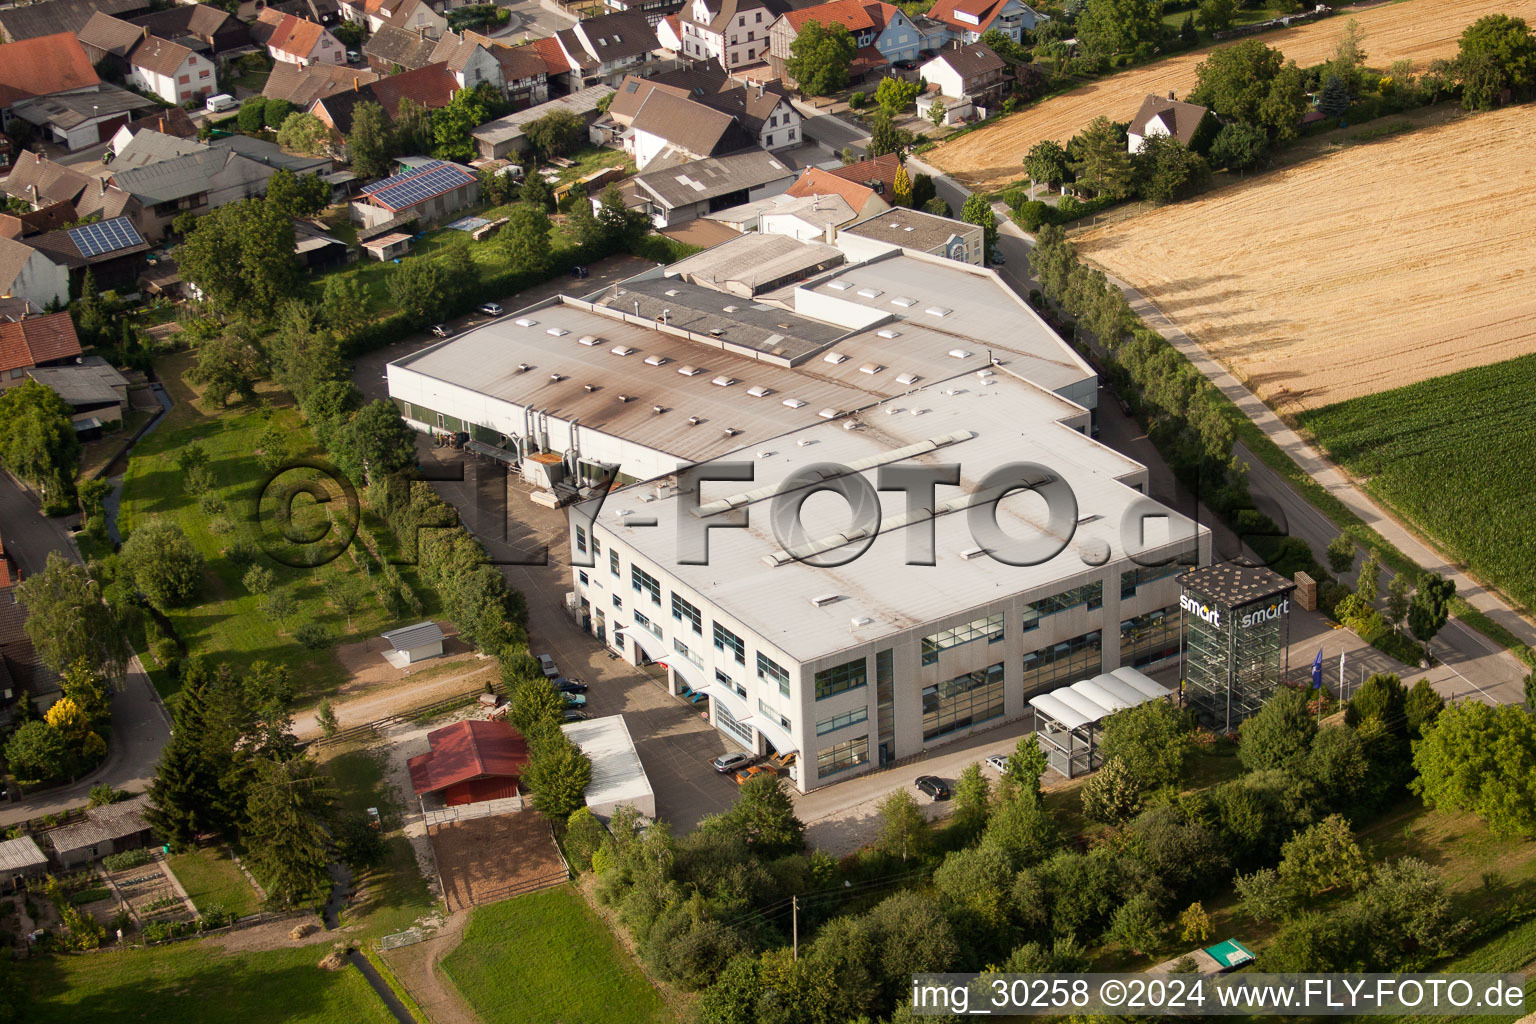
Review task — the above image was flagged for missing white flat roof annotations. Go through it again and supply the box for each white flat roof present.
[561,714,654,814]
[598,373,1200,663]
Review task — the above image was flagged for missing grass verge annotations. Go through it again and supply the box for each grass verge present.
[18,942,396,1024]
[321,743,436,939]
[166,846,262,918]
[440,884,670,1024]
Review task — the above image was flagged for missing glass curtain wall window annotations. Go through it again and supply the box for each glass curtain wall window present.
[1020,630,1103,700]
[922,662,1005,741]
[1022,581,1103,631]
[920,613,1004,665]
[757,653,790,697]
[814,658,867,700]
[817,735,868,777]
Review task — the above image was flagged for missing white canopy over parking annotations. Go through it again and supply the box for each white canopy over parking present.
[1027,671,1176,778]
[614,626,666,664]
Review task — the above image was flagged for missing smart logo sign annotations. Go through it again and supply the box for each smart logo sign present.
[1239,598,1289,629]
[1179,593,1222,627]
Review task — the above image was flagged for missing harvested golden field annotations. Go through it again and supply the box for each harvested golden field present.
[930,0,1536,189]
[1075,104,1536,413]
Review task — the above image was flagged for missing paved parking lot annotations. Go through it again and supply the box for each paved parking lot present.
[409,441,746,832]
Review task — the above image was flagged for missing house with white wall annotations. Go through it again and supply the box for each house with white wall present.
[253,9,346,66]
[767,0,919,84]
[679,0,787,71]
[925,0,1039,44]
[128,35,216,105]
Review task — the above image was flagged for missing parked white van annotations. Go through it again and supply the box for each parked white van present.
[205,93,237,113]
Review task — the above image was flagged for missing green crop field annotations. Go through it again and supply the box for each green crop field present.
[441,885,670,1024]
[19,942,394,1024]
[1297,353,1536,615]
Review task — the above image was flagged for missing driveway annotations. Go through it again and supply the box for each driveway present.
[399,441,743,833]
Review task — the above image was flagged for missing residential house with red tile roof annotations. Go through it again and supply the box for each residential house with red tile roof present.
[767,0,919,85]
[252,8,346,65]
[924,0,1039,44]
[656,13,683,52]
[309,63,458,153]
[493,42,550,109]
[0,32,101,122]
[785,166,889,219]
[0,311,81,383]
[825,150,901,200]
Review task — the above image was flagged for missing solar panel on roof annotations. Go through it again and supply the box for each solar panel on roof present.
[67,217,144,259]
[369,162,475,210]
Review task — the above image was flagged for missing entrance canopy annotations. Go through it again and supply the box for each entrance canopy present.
[1028,671,1175,778]
[745,714,797,755]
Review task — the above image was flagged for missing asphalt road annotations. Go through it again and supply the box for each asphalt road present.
[490,0,575,40]
[0,471,171,824]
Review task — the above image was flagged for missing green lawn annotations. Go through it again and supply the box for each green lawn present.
[323,745,435,939]
[18,942,394,1024]
[167,847,261,918]
[550,144,636,187]
[118,350,414,705]
[441,885,669,1024]
[1297,353,1536,616]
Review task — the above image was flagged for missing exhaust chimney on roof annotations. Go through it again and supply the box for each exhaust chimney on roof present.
[1168,90,1175,100]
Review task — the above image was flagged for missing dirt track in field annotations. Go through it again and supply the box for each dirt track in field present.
[929,0,1536,189]
[1073,105,1536,413]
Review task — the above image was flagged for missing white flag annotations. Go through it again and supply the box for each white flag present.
[1339,651,1346,687]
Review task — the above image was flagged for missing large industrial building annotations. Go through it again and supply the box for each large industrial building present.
[387,233,1208,791]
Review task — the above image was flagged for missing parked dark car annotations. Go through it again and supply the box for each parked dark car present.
[562,709,589,722]
[915,775,951,800]
[563,692,587,708]
[554,678,588,694]
[711,752,754,773]
[896,59,919,70]
[570,265,589,279]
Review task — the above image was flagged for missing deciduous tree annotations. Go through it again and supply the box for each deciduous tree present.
[876,789,931,863]
[275,112,330,155]
[1099,698,1192,789]
[4,721,70,782]
[17,552,129,682]
[1024,138,1070,189]
[1412,699,1536,837]
[1078,0,1163,59]
[1189,37,1309,140]
[335,399,416,488]
[785,20,856,96]
[177,198,297,318]
[1455,14,1536,109]
[347,99,393,179]
[1278,814,1370,896]
[121,518,204,609]
[501,200,553,273]
[1238,685,1317,772]
[386,255,450,328]
[875,75,920,115]
[0,379,80,502]
[960,192,998,252]
[522,108,586,159]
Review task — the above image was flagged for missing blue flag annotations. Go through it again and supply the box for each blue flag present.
[1311,648,1323,689]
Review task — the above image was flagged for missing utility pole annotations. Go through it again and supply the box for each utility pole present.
[791,895,798,961]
